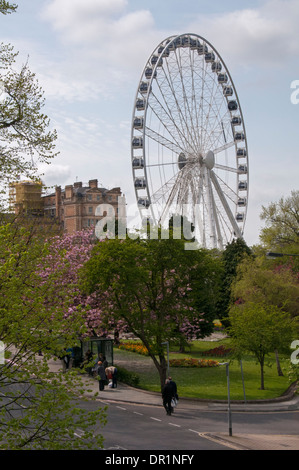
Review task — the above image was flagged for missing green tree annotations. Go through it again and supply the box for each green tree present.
[216,238,253,326]
[80,237,218,390]
[228,302,297,390]
[232,256,299,320]
[231,254,299,376]
[0,0,17,15]
[0,4,58,198]
[0,5,107,449]
[0,221,106,449]
[260,190,299,249]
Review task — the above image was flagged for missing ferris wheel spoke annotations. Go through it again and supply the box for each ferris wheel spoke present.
[147,92,190,154]
[210,170,242,237]
[144,126,187,158]
[149,170,181,204]
[214,163,239,173]
[213,171,239,204]
[174,48,200,151]
[150,162,195,206]
[158,172,185,225]
[160,57,198,154]
[150,85,192,153]
[200,67,218,153]
[213,141,235,154]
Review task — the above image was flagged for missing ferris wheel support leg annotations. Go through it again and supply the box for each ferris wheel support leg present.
[210,170,242,240]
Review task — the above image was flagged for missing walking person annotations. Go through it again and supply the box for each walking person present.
[97,361,107,391]
[59,348,70,373]
[162,379,173,415]
[168,376,179,408]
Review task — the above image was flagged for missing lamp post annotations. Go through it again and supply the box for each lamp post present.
[219,362,232,436]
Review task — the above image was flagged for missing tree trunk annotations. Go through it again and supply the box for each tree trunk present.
[260,358,265,390]
[147,351,167,392]
[157,355,168,392]
[275,349,284,376]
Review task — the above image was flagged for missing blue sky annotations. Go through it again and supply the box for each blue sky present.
[1,0,299,246]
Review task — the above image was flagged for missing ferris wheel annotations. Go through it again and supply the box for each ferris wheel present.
[131,33,249,249]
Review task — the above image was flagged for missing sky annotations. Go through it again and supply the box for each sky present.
[1,0,299,247]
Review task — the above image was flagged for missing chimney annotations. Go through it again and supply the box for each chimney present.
[65,184,73,199]
[89,179,98,189]
[55,186,62,221]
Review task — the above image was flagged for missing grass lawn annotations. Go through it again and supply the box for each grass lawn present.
[114,338,294,401]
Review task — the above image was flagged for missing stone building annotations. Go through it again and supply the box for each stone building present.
[43,179,125,233]
[9,180,44,216]
[10,179,126,234]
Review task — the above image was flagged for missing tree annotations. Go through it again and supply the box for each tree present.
[0,221,106,449]
[216,238,253,326]
[80,237,218,390]
[231,255,299,376]
[0,5,107,448]
[260,190,299,249]
[40,228,108,337]
[0,1,17,15]
[228,302,297,390]
[232,256,299,320]
[0,4,58,198]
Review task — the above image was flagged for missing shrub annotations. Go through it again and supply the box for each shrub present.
[115,365,140,387]
[169,358,219,368]
[200,345,232,357]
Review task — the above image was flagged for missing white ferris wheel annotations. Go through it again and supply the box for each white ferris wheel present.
[131,33,249,250]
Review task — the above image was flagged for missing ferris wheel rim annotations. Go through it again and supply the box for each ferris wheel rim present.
[131,33,249,249]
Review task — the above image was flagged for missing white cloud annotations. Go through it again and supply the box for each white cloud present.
[39,163,71,187]
[38,0,299,107]
[38,1,162,105]
[41,0,156,51]
[187,0,299,67]
[41,0,161,69]
[42,0,128,38]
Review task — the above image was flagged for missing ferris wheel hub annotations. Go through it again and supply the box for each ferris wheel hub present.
[203,150,215,170]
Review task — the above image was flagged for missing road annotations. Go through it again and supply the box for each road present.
[78,397,299,451]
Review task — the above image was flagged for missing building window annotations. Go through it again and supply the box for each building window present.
[88,206,93,214]
[87,194,92,201]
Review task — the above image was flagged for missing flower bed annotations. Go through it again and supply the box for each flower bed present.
[117,342,222,367]
[118,341,149,356]
[169,358,219,368]
[213,319,224,331]
[201,345,232,357]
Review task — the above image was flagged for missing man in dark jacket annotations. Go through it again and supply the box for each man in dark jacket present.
[168,376,178,402]
[98,361,107,391]
[162,379,173,415]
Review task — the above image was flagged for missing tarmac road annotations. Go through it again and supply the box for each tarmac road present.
[47,358,299,451]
